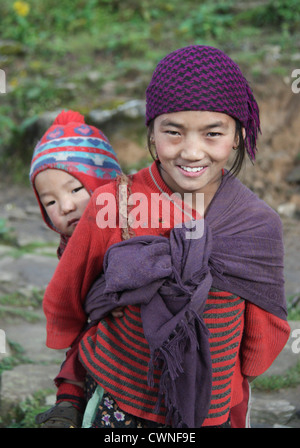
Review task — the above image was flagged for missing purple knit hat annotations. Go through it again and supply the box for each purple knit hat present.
[146,45,260,160]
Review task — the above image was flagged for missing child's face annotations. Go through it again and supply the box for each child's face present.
[35,169,90,236]
[151,110,238,200]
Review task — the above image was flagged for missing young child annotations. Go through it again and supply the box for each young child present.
[29,109,122,427]
[41,47,290,428]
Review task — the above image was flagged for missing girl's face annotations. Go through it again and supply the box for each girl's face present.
[35,169,90,236]
[151,110,239,208]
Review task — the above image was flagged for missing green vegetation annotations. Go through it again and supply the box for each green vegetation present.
[0,288,43,308]
[0,288,44,322]
[252,361,300,391]
[0,389,52,428]
[0,340,33,376]
[0,218,17,245]
[1,0,300,179]
[287,294,300,320]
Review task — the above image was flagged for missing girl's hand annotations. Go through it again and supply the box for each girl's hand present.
[111,306,124,318]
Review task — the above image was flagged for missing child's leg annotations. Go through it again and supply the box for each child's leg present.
[56,380,86,412]
[230,377,251,428]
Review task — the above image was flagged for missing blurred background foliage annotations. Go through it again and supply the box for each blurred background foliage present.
[0,0,300,180]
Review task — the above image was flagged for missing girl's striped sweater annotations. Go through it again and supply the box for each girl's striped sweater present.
[79,289,289,427]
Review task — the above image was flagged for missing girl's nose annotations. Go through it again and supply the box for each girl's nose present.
[181,136,206,161]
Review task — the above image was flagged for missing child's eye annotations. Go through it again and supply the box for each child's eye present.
[72,186,84,194]
[46,200,55,207]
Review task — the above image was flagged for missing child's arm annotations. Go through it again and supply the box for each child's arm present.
[241,302,290,379]
[43,188,120,349]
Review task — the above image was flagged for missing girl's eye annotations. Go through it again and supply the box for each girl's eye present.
[46,200,55,207]
[207,132,221,137]
[166,130,180,136]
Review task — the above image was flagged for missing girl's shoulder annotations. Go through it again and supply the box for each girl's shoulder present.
[91,168,148,198]
[218,174,283,239]
[226,173,279,216]
[238,177,281,224]
[92,177,120,197]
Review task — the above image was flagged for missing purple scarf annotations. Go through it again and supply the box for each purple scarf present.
[84,173,286,428]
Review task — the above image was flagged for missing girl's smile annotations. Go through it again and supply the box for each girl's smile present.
[177,165,208,177]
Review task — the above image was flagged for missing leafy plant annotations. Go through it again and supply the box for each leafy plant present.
[235,0,300,32]
[1,389,52,428]
[0,219,17,245]
[0,288,44,309]
[0,339,32,375]
[252,361,300,391]
[287,294,300,321]
[179,3,235,40]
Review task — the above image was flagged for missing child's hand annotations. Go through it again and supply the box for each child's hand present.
[247,376,257,383]
[111,306,124,318]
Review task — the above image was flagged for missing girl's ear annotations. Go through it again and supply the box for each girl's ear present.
[235,127,246,148]
[149,129,155,145]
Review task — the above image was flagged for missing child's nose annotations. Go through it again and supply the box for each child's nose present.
[60,197,76,214]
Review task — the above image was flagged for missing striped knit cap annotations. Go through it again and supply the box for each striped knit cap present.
[30,109,121,231]
[146,45,260,160]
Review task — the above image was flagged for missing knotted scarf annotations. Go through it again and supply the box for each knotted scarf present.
[84,172,287,428]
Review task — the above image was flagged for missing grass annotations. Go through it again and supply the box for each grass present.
[252,361,300,391]
[0,305,41,322]
[0,217,58,256]
[0,288,44,323]
[287,294,300,321]
[7,241,58,258]
[0,389,53,428]
[0,340,33,375]
[0,287,45,323]
[1,0,300,180]
[0,289,42,308]
[0,218,17,246]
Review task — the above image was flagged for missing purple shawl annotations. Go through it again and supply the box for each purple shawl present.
[84,173,287,428]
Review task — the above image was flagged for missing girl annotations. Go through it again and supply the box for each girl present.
[42,46,290,428]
